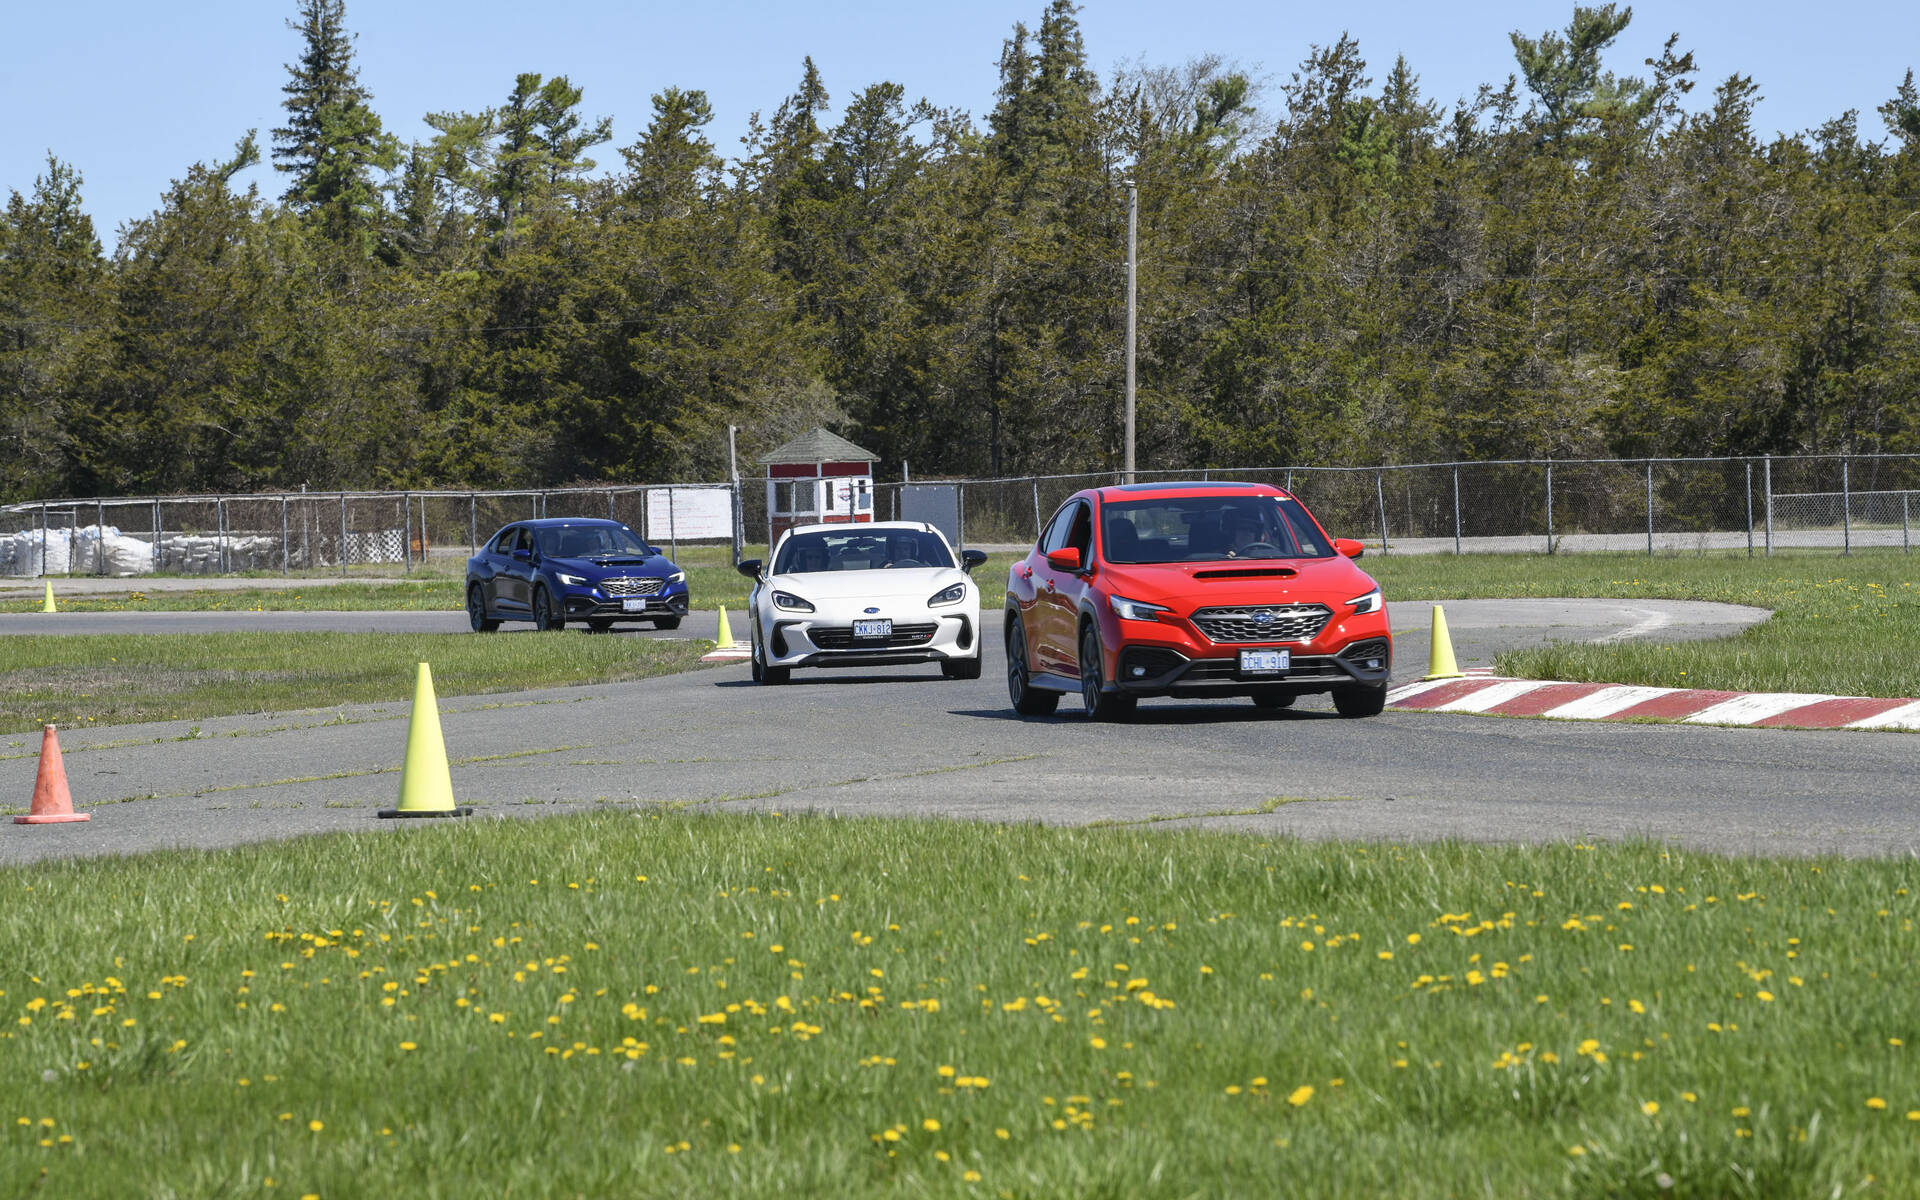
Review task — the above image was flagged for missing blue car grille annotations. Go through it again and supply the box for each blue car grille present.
[1191,604,1331,644]
[602,576,664,597]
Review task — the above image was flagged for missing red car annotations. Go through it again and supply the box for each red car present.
[1004,482,1391,720]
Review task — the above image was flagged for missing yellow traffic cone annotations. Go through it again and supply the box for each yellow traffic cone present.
[715,606,736,650]
[378,662,472,819]
[1423,604,1464,680]
[41,581,56,613]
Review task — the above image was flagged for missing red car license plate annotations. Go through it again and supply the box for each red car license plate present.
[1239,649,1289,675]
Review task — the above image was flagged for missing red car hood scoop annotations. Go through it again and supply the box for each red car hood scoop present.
[1192,567,1298,580]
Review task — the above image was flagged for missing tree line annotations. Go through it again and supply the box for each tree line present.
[2,0,1917,503]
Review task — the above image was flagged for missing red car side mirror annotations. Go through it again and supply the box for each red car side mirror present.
[1334,538,1365,559]
[1045,547,1083,572]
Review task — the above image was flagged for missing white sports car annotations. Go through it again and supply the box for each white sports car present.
[736,522,987,684]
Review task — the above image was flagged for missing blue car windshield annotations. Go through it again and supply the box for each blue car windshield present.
[775,529,954,573]
[1101,496,1334,562]
[536,525,653,559]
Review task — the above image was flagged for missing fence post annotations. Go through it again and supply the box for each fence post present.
[218,497,228,574]
[1375,471,1389,553]
[668,486,677,561]
[469,494,477,554]
[959,482,968,552]
[403,494,412,572]
[39,502,47,577]
[1451,466,1462,555]
[1645,461,1654,556]
[1545,460,1554,554]
[153,499,162,574]
[1745,461,1753,559]
[420,496,429,570]
[1764,456,1773,556]
[607,489,615,520]
[339,493,348,577]
[1032,479,1042,540]
[95,499,104,576]
[1841,458,1851,556]
[281,495,289,575]
[1904,492,1910,554]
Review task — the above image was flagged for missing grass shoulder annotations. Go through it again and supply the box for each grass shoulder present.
[2,812,1912,1196]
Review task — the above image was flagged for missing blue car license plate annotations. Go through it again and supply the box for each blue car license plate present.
[622,599,648,613]
[853,618,892,639]
[1239,649,1289,675]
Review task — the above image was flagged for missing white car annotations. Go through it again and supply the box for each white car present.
[736,522,987,684]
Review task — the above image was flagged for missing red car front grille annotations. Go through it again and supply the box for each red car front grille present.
[1190,604,1331,644]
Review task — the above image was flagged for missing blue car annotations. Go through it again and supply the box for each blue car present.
[465,518,690,632]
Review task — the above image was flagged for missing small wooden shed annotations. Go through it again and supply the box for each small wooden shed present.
[760,428,877,545]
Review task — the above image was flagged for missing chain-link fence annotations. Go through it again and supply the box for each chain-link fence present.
[4,457,1914,577]
[1,484,746,578]
[881,455,1919,555]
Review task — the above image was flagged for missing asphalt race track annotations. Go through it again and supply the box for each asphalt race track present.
[5,597,1918,866]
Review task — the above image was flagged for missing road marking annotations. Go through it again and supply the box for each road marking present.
[1847,700,1920,731]
[1591,606,1673,644]
[1682,693,1839,726]
[1384,679,1465,705]
[1433,680,1550,713]
[1540,686,1682,719]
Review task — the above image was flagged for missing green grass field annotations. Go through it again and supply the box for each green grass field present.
[1362,551,1920,698]
[4,813,1915,1197]
[0,633,713,737]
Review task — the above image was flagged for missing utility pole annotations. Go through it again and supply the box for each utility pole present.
[727,424,742,564]
[1125,180,1138,485]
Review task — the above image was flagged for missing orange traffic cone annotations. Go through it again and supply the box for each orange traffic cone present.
[15,725,89,824]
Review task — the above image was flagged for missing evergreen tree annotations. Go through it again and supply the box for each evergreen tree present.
[271,0,398,252]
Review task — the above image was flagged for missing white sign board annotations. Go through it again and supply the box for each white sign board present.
[645,488,733,541]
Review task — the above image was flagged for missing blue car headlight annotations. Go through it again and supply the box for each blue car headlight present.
[666,570,686,585]
[554,572,588,587]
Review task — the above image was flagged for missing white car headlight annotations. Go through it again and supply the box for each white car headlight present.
[772,590,814,613]
[1346,589,1383,615]
[928,583,967,607]
[554,572,587,586]
[1109,594,1170,622]
[666,571,686,584]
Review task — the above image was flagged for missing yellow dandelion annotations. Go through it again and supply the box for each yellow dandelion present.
[923,1118,941,1132]
[1287,1085,1314,1107]
[1641,1101,1659,1117]
[1866,1098,1888,1111]
[308,1119,324,1132]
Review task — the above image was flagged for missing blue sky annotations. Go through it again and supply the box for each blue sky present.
[5,1,1915,247]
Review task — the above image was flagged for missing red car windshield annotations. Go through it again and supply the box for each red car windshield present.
[1101,496,1334,562]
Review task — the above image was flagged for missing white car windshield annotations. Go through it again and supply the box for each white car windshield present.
[775,530,954,573]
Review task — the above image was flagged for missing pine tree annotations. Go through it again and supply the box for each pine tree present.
[271,0,398,251]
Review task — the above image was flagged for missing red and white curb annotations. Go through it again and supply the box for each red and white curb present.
[1387,676,1920,732]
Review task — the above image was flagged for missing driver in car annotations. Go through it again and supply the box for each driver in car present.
[1226,513,1266,557]
[888,536,920,566]
[796,544,829,573]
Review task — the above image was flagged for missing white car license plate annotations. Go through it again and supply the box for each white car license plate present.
[622,598,647,613]
[1239,649,1290,675]
[853,618,892,639]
